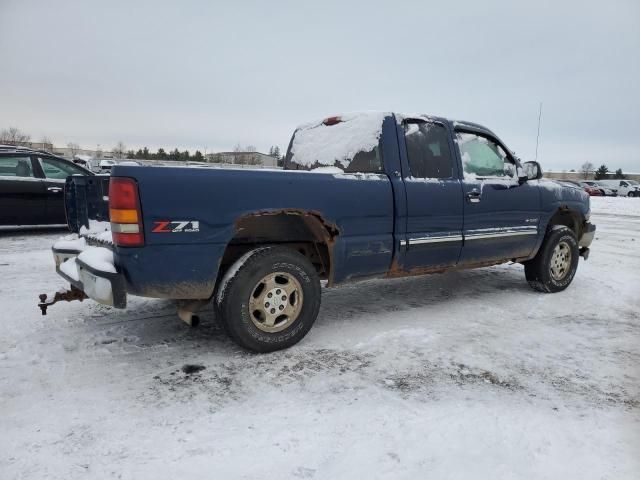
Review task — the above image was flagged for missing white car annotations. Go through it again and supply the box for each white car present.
[597,179,640,197]
[98,159,118,172]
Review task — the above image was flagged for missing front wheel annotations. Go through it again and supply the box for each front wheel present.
[215,246,321,352]
[524,226,579,293]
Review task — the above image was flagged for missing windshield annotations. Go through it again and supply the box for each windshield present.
[285,112,386,173]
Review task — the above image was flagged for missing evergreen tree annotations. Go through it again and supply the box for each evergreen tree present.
[135,149,144,159]
[180,150,190,161]
[194,150,203,161]
[594,164,609,180]
[142,147,150,159]
[126,150,135,159]
[614,168,625,179]
[268,146,274,156]
[156,148,167,159]
[273,145,281,159]
[169,148,180,160]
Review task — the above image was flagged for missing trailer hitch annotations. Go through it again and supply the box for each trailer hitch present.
[38,286,88,315]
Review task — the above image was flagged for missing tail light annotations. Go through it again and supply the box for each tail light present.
[109,177,144,247]
[322,116,342,126]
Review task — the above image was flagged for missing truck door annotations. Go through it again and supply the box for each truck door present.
[455,130,540,265]
[397,120,464,271]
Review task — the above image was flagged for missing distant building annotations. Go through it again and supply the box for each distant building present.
[205,151,278,167]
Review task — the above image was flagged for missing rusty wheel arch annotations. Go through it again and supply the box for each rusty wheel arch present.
[218,209,340,286]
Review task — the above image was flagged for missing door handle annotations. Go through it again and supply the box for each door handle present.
[466,189,481,203]
[47,187,63,193]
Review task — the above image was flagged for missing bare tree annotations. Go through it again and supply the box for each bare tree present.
[580,161,594,179]
[40,136,53,151]
[113,141,127,159]
[0,127,31,145]
[233,143,243,152]
[67,142,80,158]
[246,145,257,152]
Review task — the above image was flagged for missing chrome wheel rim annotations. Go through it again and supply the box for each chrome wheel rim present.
[550,241,572,281]
[248,272,303,333]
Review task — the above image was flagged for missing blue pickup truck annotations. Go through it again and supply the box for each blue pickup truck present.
[43,112,595,352]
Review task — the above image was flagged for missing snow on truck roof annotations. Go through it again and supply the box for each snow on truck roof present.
[289,112,493,169]
[290,112,389,169]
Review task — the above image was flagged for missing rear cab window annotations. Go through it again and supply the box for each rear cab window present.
[0,156,35,178]
[285,112,386,174]
[403,121,454,179]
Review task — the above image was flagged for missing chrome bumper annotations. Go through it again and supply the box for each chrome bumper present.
[52,246,127,309]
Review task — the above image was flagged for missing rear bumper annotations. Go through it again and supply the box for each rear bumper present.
[53,246,127,308]
[579,222,596,248]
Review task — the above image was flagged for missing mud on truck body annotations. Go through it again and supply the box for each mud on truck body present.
[41,112,596,352]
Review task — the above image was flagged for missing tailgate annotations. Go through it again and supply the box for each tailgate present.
[65,175,110,233]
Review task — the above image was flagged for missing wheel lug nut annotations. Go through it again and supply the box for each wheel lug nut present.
[270,308,276,314]
[265,302,269,307]
[279,305,284,310]
[281,295,286,301]
[267,293,272,298]
[276,289,281,294]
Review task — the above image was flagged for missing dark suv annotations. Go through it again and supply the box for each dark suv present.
[0,145,93,226]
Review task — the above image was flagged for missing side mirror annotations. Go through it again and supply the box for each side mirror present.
[523,161,542,180]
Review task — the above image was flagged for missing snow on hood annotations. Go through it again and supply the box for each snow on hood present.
[289,112,388,169]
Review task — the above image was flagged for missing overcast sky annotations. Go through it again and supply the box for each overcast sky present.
[1,0,639,171]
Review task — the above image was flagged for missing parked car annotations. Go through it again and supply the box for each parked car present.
[585,181,617,196]
[0,145,94,226]
[98,159,118,172]
[580,180,615,196]
[578,181,603,196]
[597,179,640,197]
[44,112,595,352]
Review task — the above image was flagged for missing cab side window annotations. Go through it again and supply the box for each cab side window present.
[0,156,34,178]
[403,122,454,178]
[39,157,86,179]
[456,132,515,178]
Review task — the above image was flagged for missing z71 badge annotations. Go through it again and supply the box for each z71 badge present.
[152,220,200,233]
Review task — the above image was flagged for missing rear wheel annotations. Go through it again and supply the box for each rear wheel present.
[524,226,579,293]
[215,246,321,352]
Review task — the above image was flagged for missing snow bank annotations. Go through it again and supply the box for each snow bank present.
[591,196,640,216]
[290,112,387,169]
[310,166,344,174]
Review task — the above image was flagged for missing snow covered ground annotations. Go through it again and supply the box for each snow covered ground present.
[1,197,638,479]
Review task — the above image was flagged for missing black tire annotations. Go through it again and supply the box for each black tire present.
[215,246,321,352]
[524,226,579,293]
